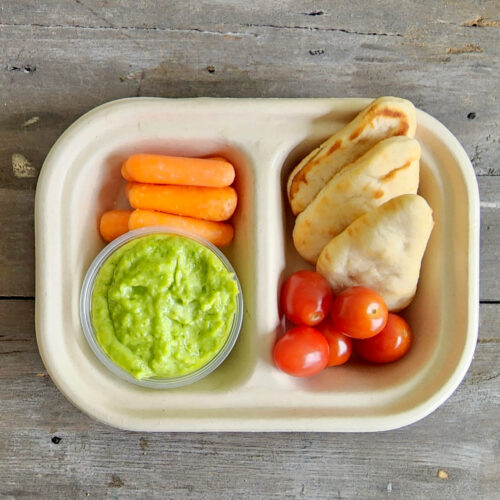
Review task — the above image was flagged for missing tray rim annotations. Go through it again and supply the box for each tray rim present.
[34,96,480,432]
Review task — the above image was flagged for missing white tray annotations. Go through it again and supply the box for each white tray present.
[35,98,479,432]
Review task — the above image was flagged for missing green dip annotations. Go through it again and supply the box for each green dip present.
[91,234,239,379]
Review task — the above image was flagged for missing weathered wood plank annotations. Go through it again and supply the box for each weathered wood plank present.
[0,5,497,299]
[0,189,34,297]
[1,177,497,299]
[0,299,498,498]
[1,0,499,35]
[0,7,499,182]
[478,178,500,302]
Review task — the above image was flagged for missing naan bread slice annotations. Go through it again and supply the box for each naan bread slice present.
[287,96,416,215]
[293,136,421,264]
[316,194,434,312]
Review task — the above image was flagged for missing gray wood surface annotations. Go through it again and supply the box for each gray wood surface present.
[0,1,499,498]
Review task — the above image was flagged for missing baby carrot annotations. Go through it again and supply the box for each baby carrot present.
[99,210,132,242]
[121,154,235,187]
[129,209,234,247]
[121,164,132,181]
[127,183,237,222]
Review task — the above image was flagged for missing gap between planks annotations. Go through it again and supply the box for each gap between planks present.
[0,297,35,300]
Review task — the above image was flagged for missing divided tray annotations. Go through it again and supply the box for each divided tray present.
[35,98,480,432]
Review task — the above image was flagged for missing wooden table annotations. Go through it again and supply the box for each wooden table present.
[1,2,499,498]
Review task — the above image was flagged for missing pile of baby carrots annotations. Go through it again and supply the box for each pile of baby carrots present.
[99,154,237,247]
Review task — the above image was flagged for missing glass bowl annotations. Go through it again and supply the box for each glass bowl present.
[80,226,243,389]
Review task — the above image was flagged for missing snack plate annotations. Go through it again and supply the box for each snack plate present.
[35,98,479,432]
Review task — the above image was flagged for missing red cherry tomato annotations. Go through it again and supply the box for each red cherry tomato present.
[316,319,352,367]
[356,313,412,363]
[273,326,329,377]
[280,270,333,326]
[330,286,388,339]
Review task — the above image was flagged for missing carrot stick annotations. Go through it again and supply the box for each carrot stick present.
[127,183,237,222]
[121,154,235,187]
[129,209,234,247]
[99,210,132,242]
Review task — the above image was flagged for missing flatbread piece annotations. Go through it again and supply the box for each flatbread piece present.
[316,194,434,311]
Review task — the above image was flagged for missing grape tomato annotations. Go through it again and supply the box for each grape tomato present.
[316,319,352,367]
[273,326,329,377]
[356,313,412,363]
[280,270,333,326]
[330,286,388,339]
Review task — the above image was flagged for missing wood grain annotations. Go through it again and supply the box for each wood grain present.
[0,1,499,498]
[0,1,499,180]
[0,189,34,297]
[0,300,498,498]
[0,179,496,300]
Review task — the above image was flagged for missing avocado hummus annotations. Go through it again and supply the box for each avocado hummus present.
[91,234,239,379]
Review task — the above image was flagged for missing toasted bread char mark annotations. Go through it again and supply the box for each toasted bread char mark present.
[287,97,417,215]
[289,139,343,198]
[349,109,409,141]
[292,136,421,264]
[381,161,412,182]
[289,162,312,198]
[327,139,343,155]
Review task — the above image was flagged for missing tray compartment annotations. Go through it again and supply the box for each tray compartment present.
[274,105,477,405]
